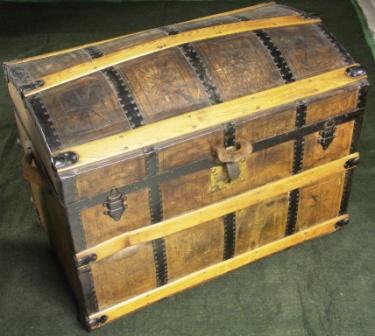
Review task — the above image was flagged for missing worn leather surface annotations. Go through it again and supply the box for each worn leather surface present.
[0,1,374,335]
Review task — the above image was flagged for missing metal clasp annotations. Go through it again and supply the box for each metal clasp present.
[318,119,336,150]
[103,188,127,221]
[216,139,253,182]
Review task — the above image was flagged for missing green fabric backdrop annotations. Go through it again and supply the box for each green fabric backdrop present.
[0,1,374,335]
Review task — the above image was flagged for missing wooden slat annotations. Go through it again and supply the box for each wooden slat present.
[75,153,357,264]
[25,15,320,96]
[57,66,365,172]
[9,2,273,65]
[88,214,347,326]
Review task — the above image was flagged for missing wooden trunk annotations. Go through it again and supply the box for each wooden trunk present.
[3,2,369,330]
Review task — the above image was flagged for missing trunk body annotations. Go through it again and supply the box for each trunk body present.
[4,2,369,330]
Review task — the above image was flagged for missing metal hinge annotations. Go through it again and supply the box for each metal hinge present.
[344,157,360,169]
[19,79,45,96]
[318,119,336,150]
[74,253,97,269]
[103,188,127,221]
[85,315,108,330]
[51,151,78,169]
[335,218,350,229]
[346,65,367,78]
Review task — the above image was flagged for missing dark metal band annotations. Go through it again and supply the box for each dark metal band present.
[231,14,250,21]
[339,170,354,215]
[285,101,307,235]
[339,81,368,215]
[149,183,163,224]
[223,213,236,260]
[151,238,168,287]
[102,67,145,128]
[351,82,368,153]
[351,114,364,154]
[292,101,307,174]
[285,189,300,236]
[224,122,236,147]
[79,267,100,313]
[19,79,44,95]
[27,94,61,151]
[84,46,104,59]
[70,108,364,209]
[318,24,353,65]
[84,46,145,128]
[255,29,295,84]
[222,121,237,259]
[145,147,168,287]
[357,81,369,109]
[179,43,222,104]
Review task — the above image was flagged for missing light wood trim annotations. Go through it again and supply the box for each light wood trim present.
[25,15,320,96]
[76,153,357,264]
[9,2,273,65]
[57,66,364,172]
[89,214,348,326]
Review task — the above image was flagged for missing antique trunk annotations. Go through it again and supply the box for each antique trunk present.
[3,2,369,330]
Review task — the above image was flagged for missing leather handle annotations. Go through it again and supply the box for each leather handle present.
[22,151,44,187]
[215,139,253,163]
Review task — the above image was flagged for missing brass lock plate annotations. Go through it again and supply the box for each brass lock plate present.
[210,159,248,192]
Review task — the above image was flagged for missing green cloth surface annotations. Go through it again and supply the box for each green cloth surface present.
[0,1,374,335]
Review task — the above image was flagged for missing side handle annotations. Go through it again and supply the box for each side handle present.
[22,151,44,187]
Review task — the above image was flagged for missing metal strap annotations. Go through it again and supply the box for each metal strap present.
[27,94,61,151]
[145,147,168,287]
[285,101,307,235]
[102,67,145,128]
[255,29,295,84]
[339,81,368,215]
[179,43,222,104]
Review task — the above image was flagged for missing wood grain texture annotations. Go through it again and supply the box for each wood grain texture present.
[81,188,151,248]
[4,5,367,328]
[117,48,210,122]
[193,32,285,100]
[266,25,348,79]
[75,153,358,264]
[160,142,293,218]
[303,122,354,170]
[24,15,320,96]
[235,194,289,255]
[165,218,224,282]
[76,152,146,200]
[56,66,365,172]
[158,127,222,172]
[305,86,358,124]
[297,172,345,230]
[34,72,130,147]
[88,214,348,326]
[91,241,157,310]
[76,118,354,250]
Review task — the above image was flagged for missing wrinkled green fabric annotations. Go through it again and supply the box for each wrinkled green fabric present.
[0,1,374,335]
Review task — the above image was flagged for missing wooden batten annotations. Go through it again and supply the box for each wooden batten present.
[75,153,358,265]
[87,214,348,327]
[56,66,365,172]
[8,2,274,65]
[25,15,320,96]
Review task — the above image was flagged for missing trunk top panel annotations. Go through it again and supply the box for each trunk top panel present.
[3,2,365,181]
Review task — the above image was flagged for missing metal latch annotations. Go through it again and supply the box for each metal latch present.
[103,188,127,221]
[215,139,253,182]
[318,119,336,150]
